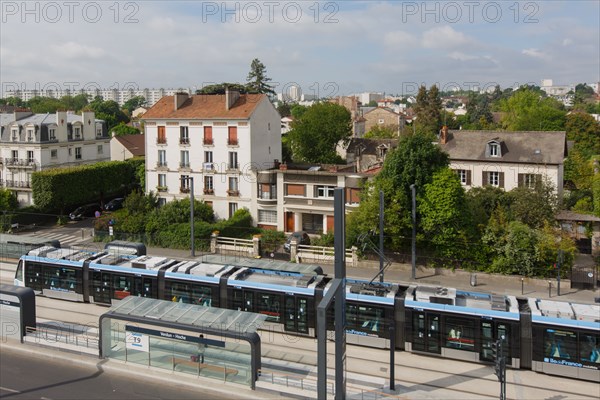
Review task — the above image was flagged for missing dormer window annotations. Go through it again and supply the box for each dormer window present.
[377,144,389,160]
[487,140,502,157]
[11,129,18,141]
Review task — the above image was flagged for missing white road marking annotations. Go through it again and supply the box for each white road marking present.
[0,386,21,393]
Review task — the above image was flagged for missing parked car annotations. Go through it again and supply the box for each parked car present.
[283,231,311,253]
[69,203,102,221]
[104,197,124,212]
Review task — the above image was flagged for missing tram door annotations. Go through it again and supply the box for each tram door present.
[284,295,308,334]
[27,262,43,292]
[132,276,154,298]
[91,271,112,304]
[412,312,441,353]
[232,289,254,312]
[480,320,511,362]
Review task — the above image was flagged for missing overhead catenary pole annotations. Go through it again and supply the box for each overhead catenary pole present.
[410,184,416,280]
[379,190,384,283]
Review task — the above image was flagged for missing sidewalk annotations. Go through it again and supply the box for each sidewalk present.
[143,245,600,305]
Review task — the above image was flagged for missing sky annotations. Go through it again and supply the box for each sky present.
[1,1,599,97]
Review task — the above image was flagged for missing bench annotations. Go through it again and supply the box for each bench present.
[169,356,239,377]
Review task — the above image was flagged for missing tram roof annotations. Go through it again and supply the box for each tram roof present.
[199,254,322,275]
[106,296,267,334]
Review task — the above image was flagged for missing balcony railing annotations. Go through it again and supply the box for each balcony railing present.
[179,138,190,145]
[227,189,240,197]
[180,187,191,194]
[157,138,167,144]
[203,188,214,195]
[156,186,168,192]
[5,158,37,169]
[227,163,239,171]
[227,139,238,146]
[5,180,31,189]
[203,138,213,145]
[179,162,191,169]
[203,162,215,171]
[156,161,168,168]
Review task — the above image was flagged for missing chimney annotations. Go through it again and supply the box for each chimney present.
[440,125,449,144]
[273,159,281,169]
[225,88,240,111]
[14,109,33,121]
[174,92,189,111]
[56,110,67,126]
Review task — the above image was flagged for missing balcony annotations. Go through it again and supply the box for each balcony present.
[257,192,277,205]
[203,188,214,195]
[203,138,213,145]
[227,189,240,197]
[5,158,37,170]
[156,186,168,192]
[179,138,190,145]
[179,162,191,171]
[156,161,168,170]
[180,187,190,194]
[227,163,239,172]
[203,162,215,172]
[227,139,238,146]
[156,138,167,145]
[5,180,31,190]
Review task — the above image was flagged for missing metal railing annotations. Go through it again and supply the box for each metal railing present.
[25,326,99,349]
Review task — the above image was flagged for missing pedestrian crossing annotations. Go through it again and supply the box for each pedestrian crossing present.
[24,231,92,248]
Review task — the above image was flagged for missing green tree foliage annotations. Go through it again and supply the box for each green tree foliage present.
[86,98,129,130]
[413,85,442,136]
[145,198,214,234]
[419,168,475,267]
[465,92,494,128]
[246,58,275,95]
[0,188,18,210]
[287,102,351,163]
[346,134,449,250]
[498,88,566,131]
[31,161,137,213]
[364,124,397,139]
[0,96,24,106]
[290,104,308,119]
[565,111,600,158]
[466,185,506,232]
[111,122,140,136]
[27,96,65,113]
[277,103,291,117]
[122,96,147,115]
[505,178,559,229]
[196,83,248,95]
[367,100,378,107]
[565,147,595,190]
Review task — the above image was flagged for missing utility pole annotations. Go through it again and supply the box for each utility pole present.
[492,338,506,400]
[181,176,195,257]
[410,184,416,280]
[379,190,384,283]
[557,249,563,296]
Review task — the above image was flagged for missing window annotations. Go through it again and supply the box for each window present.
[27,151,34,163]
[97,145,103,154]
[544,328,577,361]
[257,292,281,322]
[286,184,306,196]
[316,186,335,198]
[49,129,56,140]
[74,127,81,139]
[11,129,18,141]
[180,150,190,168]
[204,176,214,194]
[259,183,277,199]
[96,127,102,137]
[27,129,34,141]
[445,317,476,351]
[179,126,189,144]
[12,150,18,161]
[580,333,600,365]
[488,142,500,157]
[203,126,213,145]
[157,126,166,144]
[228,177,239,196]
[68,148,72,156]
[484,171,505,187]
[75,147,82,160]
[51,149,58,159]
[456,169,471,185]
[157,174,167,191]
[258,209,277,224]
[377,145,388,160]
[158,150,166,167]
[228,126,238,145]
[229,202,238,218]
[519,173,540,189]
[204,151,213,163]
[180,175,190,193]
[345,188,360,204]
[228,152,238,170]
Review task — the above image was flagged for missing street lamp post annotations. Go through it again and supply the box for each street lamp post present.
[410,184,416,280]
[181,176,195,257]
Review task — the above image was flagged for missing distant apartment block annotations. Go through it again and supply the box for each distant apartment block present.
[0,110,109,206]
[142,90,281,220]
[4,88,195,107]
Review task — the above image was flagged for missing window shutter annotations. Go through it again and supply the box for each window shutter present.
[485,144,491,158]
[518,174,524,188]
[482,171,488,186]
[466,170,472,185]
[499,172,505,188]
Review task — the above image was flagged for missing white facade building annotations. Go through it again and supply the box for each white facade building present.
[142,91,282,220]
[0,110,109,206]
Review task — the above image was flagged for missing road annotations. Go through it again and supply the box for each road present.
[0,345,228,400]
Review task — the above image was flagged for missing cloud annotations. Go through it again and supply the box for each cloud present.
[521,48,548,59]
[421,26,474,49]
[383,31,416,48]
[50,42,106,59]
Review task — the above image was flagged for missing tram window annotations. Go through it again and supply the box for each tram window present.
[446,317,475,350]
[113,275,132,299]
[544,328,576,360]
[168,281,189,302]
[357,305,383,333]
[191,285,212,307]
[297,298,308,334]
[580,334,600,364]
[232,290,243,311]
[43,266,79,292]
[346,304,358,328]
[257,293,281,322]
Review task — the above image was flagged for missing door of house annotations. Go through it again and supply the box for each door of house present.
[285,212,295,232]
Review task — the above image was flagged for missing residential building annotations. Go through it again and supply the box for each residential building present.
[142,91,281,220]
[437,127,567,196]
[256,163,368,233]
[356,92,384,105]
[344,138,398,173]
[0,110,109,206]
[110,133,145,161]
[362,107,405,135]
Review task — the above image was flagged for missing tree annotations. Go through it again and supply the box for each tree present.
[466,186,506,232]
[86,99,129,130]
[0,188,18,211]
[419,168,475,267]
[122,96,147,115]
[27,96,65,113]
[196,83,247,95]
[287,102,351,163]
[505,178,559,229]
[290,104,308,119]
[413,85,442,136]
[246,58,275,95]
[364,124,397,139]
[111,122,140,136]
[367,100,378,107]
[565,112,600,158]
[498,88,566,131]
[466,92,493,128]
[346,133,449,251]
[277,103,291,117]
[0,96,24,106]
